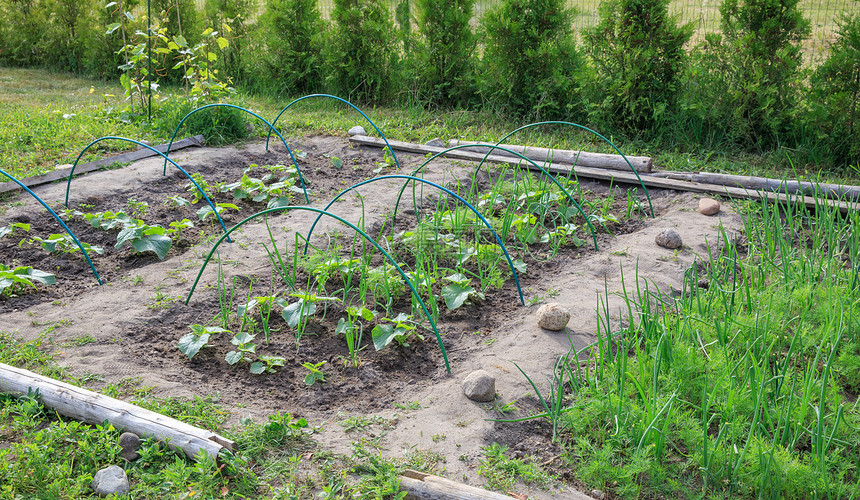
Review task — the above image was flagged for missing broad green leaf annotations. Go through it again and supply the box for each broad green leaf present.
[131,233,172,260]
[178,333,209,359]
[216,36,229,49]
[231,332,256,346]
[267,196,292,209]
[20,267,56,286]
[335,318,347,335]
[513,259,527,274]
[225,351,244,365]
[282,300,316,328]
[372,324,408,351]
[250,362,266,375]
[442,283,474,310]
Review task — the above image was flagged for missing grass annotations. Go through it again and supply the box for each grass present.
[0,332,444,499]
[3,67,855,187]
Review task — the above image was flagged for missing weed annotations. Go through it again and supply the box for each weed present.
[478,443,557,492]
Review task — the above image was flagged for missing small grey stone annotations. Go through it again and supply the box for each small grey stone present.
[590,489,606,500]
[136,140,152,150]
[536,302,570,331]
[463,370,496,402]
[698,197,721,215]
[655,228,682,249]
[118,432,141,461]
[347,125,367,137]
[91,465,130,497]
[425,137,446,148]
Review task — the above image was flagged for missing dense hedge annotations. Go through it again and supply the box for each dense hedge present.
[0,0,856,168]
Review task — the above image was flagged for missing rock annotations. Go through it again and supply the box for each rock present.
[91,465,130,497]
[135,140,152,150]
[463,370,495,402]
[590,489,606,500]
[118,432,141,461]
[347,125,367,137]
[425,137,446,148]
[655,228,682,249]
[536,302,570,331]
[698,197,721,215]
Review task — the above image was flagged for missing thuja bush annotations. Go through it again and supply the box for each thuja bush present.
[584,0,693,134]
[478,0,584,119]
[807,12,860,168]
[325,0,398,104]
[258,0,326,96]
[414,0,477,107]
[683,0,810,148]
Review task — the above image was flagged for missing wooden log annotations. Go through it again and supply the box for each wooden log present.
[0,362,233,461]
[649,171,860,202]
[399,470,594,500]
[350,135,859,214]
[446,139,652,172]
[0,135,205,194]
[398,470,521,500]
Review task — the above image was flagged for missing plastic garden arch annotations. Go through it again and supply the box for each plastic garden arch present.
[2,169,102,284]
[62,136,232,242]
[485,121,654,217]
[161,103,309,203]
[303,174,525,306]
[185,206,451,372]
[394,143,599,250]
[265,94,402,171]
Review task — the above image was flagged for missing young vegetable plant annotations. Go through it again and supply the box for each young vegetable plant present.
[239,294,287,345]
[336,306,376,367]
[0,222,30,238]
[0,264,55,297]
[226,332,257,366]
[252,355,287,375]
[371,313,424,350]
[302,361,326,386]
[178,324,230,359]
[29,233,104,255]
[441,273,485,310]
[283,291,340,346]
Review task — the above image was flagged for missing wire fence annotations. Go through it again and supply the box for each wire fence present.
[316,0,859,65]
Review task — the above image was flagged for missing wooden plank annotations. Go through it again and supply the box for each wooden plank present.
[0,362,233,461]
[446,139,652,172]
[351,135,858,214]
[649,171,860,202]
[0,135,205,194]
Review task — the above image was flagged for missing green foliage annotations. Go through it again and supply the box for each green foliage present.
[584,0,693,133]
[0,263,55,297]
[177,324,229,358]
[29,233,104,256]
[301,360,326,385]
[325,0,398,104]
[371,312,423,350]
[203,0,257,81]
[259,0,325,95]
[807,12,860,168]
[683,0,811,146]
[151,0,201,82]
[413,0,477,107]
[478,0,583,119]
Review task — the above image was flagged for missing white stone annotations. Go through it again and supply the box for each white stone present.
[347,125,367,137]
[655,228,682,249]
[91,465,130,497]
[537,302,570,331]
[463,370,496,402]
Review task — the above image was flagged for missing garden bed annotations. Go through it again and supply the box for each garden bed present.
[0,134,741,498]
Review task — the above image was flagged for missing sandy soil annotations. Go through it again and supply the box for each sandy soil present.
[0,135,742,498]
